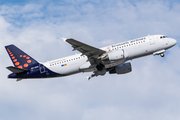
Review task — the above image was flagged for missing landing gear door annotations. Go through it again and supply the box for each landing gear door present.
[39,64,46,73]
[149,36,155,45]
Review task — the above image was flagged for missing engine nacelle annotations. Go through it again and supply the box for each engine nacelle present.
[107,49,124,60]
[109,62,132,74]
[100,49,128,61]
[96,63,106,76]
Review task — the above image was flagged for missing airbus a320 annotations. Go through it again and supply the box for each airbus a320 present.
[5,35,177,81]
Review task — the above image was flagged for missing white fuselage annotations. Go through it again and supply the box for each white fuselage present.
[43,35,176,76]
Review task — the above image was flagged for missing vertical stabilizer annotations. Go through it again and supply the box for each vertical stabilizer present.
[5,44,39,69]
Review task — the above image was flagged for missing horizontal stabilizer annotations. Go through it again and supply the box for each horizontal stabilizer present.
[6,66,29,74]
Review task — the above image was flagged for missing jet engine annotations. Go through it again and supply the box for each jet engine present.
[109,62,132,74]
[96,63,106,76]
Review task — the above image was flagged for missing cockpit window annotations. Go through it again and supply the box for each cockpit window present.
[160,36,168,39]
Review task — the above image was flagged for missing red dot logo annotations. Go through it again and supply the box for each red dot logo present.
[24,63,28,67]
[13,59,17,62]
[18,65,23,69]
[107,46,110,49]
[7,49,10,52]
[27,60,31,63]
[15,62,20,66]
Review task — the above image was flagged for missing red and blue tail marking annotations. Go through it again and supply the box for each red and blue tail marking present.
[5,44,61,80]
[5,44,39,69]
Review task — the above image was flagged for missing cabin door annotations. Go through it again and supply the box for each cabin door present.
[39,64,46,73]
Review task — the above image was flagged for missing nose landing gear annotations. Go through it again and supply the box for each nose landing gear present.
[87,72,97,80]
[160,53,164,57]
[153,49,166,57]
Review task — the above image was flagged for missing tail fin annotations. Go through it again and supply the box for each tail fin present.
[5,44,39,69]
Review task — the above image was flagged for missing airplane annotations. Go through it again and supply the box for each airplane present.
[5,35,177,81]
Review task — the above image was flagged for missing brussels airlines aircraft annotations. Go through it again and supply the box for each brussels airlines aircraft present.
[5,35,177,81]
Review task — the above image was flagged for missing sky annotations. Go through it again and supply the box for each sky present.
[1,0,180,120]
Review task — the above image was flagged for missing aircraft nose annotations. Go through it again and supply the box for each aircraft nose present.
[171,38,177,46]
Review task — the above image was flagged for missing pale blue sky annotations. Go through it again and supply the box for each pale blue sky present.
[1,0,180,120]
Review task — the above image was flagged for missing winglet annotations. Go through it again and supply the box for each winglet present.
[62,38,67,42]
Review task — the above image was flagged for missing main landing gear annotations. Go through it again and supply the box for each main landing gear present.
[87,72,96,80]
[87,63,106,80]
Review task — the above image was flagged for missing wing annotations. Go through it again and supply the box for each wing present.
[65,38,106,61]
